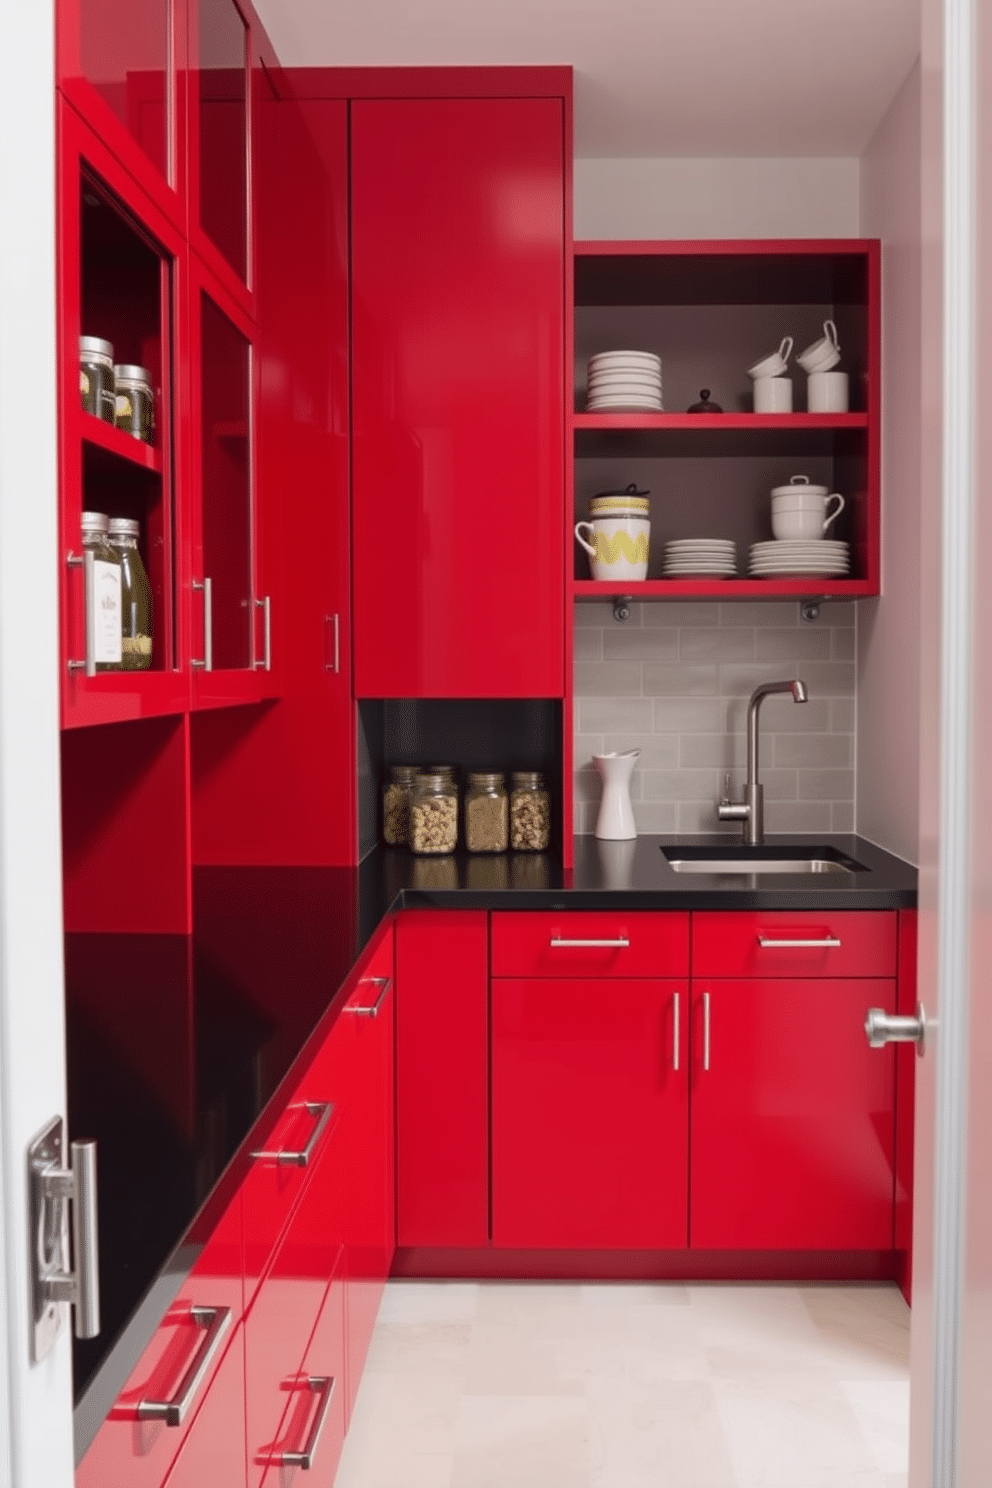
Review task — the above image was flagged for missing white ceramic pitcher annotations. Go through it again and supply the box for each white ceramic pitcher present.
[593,750,639,840]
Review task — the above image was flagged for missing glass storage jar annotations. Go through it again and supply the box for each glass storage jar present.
[510,771,551,851]
[464,771,509,853]
[382,764,418,846]
[113,364,154,443]
[79,337,116,422]
[80,511,123,671]
[107,518,153,670]
[410,771,458,855]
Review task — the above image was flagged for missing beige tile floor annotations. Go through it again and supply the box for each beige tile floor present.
[335,1280,910,1488]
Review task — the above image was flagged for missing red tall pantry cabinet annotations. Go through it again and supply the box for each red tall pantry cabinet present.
[350,95,567,698]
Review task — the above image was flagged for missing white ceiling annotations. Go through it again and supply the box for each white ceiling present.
[250,0,920,158]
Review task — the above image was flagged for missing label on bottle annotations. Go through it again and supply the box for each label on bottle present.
[91,560,122,664]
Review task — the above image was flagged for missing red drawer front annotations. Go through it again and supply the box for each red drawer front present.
[259,1271,346,1488]
[77,1197,243,1488]
[161,1325,247,1488]
[491,911,690,978]
[691,910,897,979]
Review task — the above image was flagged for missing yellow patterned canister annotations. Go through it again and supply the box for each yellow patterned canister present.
[575,485,651,581]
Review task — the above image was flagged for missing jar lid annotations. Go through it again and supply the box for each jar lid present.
[771,474,829,498]
[592,482,649,500]
[79,336,114,359]
[589,496,650,515]
[108,517,140,538]
[416,772,453,790]
[425,764,456,778]
[467,771,505,787]
[389,764,418,781]
[113,364,153,386]
[511,770,545,787]
[80,511,109,534]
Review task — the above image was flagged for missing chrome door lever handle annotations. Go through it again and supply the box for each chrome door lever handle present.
[29,1117,100,1361]
[864,1003,927,1055]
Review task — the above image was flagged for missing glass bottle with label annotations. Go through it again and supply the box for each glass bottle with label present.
[510,771,551,851]
[80,512,123,671]
[107,518,153,670]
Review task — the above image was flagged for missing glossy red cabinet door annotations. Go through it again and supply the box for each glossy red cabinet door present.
[395,911,490,1248]
[491,977,689,1249]
[160,1324,247,1488]
[259,1274,347,1488]
[351,97,565,698]
[690,979,897,1250]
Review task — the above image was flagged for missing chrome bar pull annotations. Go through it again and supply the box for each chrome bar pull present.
[702,992,711,1072]
[342,976,392,1018]
[672,991,680,1072]
[325,613,340,673]
[191,576,213,671]
[549,937,630,949]
[278,1376,336,1469]
[757,935,842,949]
[251,1101,332,1166]
[66,549,97,676]
[138,1306,232,1425]
[254,595,271,671]
[865,1003,927,1056]
[28,1117,101,1361]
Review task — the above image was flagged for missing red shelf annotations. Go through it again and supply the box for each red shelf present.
[61,669,189,730]
[573,578,872,600]
[571,412,868,432]
[80,410,163,472]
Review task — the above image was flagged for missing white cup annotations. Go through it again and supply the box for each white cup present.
[797,319,841,374]
[747,336,794,380]
[807,370,850,413]
[771,489,845,540]
[752,376,793,414]
[575,513,650,581]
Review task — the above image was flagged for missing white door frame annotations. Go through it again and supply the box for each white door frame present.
[0,5,76,1488]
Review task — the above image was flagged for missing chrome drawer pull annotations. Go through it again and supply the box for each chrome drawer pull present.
[251,1101,332,1166]
[254,595,272,671]
[137,1305,231,1426]
[191,576,213,671]
[278,1376,336,1469]
[702,991,711,1072]
[549,937,630,949]
[757,935,842,949]
[342,976,392,1018]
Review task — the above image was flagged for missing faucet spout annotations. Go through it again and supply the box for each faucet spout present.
[718,679,809,845]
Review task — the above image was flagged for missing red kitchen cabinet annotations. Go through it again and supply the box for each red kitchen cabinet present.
[689,976,897,1250]
[350,95,566,698]
[491,975,689,1249]
[691,909,897,980]
[159,1324,247,1488]
[395,911,490,1249]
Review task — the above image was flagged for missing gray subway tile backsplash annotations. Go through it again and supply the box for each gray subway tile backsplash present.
[574,603,856,836]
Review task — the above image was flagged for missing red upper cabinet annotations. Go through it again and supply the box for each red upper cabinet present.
[350,94,567,698]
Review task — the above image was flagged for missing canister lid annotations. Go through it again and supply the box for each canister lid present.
[113,365,153,386]
[511,771,545,787]
[79,336,114,360]
[80,511,109,534]
[771,474,828,497]
[589,496,650,515]
[389,764,418,782]
[467,771,505,787]
[108,517,140,538]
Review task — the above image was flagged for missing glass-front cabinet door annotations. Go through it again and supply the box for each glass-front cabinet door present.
[190,0,251,299]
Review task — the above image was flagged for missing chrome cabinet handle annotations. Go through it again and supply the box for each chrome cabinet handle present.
[71,1140,100,1339]
[342,976,392,1018]
[278,1376,336,1469]
[254,595,271,671]
[757,935,841,949]
[702,992,711,1072]
[251,1101,332,1167]
[66,549,97,676]
[672,992,680,1072]
[325,613,340,673]
[549,937,629,949]
[865,1003,927,1055]
[29,1119,101,1359]
[191,576,213,671]
[138,1305,232,1425]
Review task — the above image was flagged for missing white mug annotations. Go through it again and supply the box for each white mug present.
[797,319,841,374]
[752,376,793,414]
[771,491,845,540]
[575,514,650,581]
[747,336,794,380]
[807,370,849,413]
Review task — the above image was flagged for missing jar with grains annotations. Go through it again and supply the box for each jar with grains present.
[113,364,154,444]
[382,764,418,846]
[79,337,116,422]
[108,518,153,670]
[410,771,458,855]
[464,771,508,853]
[510,771,551,851]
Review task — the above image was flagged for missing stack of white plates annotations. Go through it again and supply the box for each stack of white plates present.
[662,539,738,577]
[749,540,850,577]
[586,351,663,412]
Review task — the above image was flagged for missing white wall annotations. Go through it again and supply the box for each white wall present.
[857,62,923,864]
[574,156,861,239]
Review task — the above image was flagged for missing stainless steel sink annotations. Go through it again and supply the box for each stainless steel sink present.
[662,847,868,877]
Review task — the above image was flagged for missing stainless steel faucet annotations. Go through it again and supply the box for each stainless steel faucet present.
[717,679,809,845]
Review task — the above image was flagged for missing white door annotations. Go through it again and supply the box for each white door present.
[912,0,992,1484]
[0,7,76,1488]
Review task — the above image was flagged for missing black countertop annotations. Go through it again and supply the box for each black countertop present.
[70,833,915,1451]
